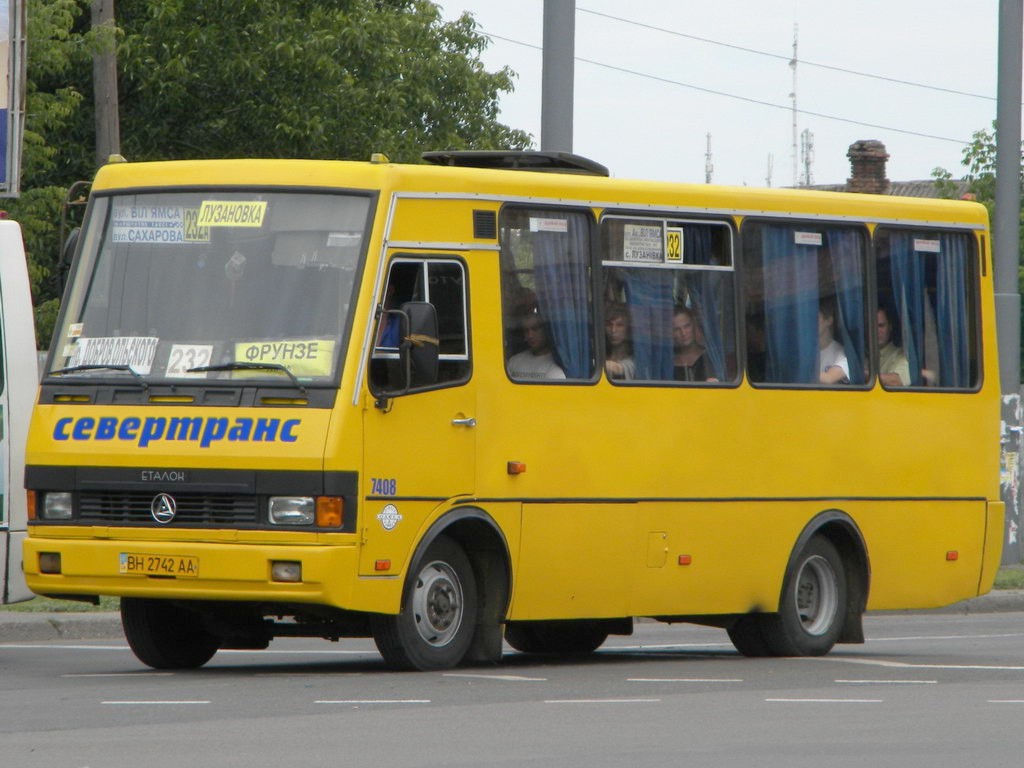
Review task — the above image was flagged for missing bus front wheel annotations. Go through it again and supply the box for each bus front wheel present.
[372,535,478,671]
[763,535,847,656]
[120,598,220,669]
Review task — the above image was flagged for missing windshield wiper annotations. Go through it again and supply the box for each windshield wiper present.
[187,362,307,394]
[49,364,149,390]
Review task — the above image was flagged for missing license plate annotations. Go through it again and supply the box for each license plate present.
[119,553,199,578]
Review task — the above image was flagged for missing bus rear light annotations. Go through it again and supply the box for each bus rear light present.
[946,551,959,561]
[39,552,62,574]
[271,560,302,582]
[316,496,343,527]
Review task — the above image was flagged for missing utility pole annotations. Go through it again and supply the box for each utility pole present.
[92,0,121,167]
[704,133,713,184]
[788,24,798,187]
[541,0,574,153]
[995,0,1023,564]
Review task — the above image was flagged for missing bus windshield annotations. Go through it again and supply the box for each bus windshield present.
[50,190,372,385]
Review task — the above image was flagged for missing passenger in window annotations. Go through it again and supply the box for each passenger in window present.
[604,303,636,380]
[877,306,910,387]
[507,309,566,380]
[673,306,709,382]
[818,300,850,385]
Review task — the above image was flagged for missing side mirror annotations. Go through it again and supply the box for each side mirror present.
[374,301,439,409]
[401,301,439,388]
[59,227,81,297]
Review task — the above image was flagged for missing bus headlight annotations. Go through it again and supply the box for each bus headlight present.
[41,492,74,521]
[268,497,315,525]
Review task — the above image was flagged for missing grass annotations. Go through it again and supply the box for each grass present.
[994,564,1024,590]
[4,564,1024,612]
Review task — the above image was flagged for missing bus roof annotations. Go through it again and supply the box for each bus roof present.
[90,155,990,229]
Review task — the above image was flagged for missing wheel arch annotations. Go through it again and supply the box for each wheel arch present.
[408,505,512,663]
[786,509,871,644]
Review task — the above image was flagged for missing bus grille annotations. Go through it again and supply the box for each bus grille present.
[78,493,259,526]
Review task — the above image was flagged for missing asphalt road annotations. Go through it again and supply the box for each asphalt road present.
[3,612,1024,768]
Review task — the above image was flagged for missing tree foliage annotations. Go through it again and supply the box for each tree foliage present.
[116,0,530,162]
[3,0,531,345]
[934,121,1024,377]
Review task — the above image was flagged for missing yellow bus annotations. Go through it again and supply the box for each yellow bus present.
[23,151,1002,670]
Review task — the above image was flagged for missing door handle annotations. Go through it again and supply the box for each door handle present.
[451,417,477,428]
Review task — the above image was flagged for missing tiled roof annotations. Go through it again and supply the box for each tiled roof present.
[804,179,972,199]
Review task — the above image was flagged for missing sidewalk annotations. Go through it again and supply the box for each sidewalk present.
[2,590,1024,643]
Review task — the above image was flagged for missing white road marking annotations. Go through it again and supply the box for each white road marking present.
[443,673,547,681]
[315,699,430,705]
[628,678,743,683]
[831,684,937,688]
[988,700,1024,704]
[815,657,1024,672]
[867,632,1024,643]
[103,700,210,705]
[766,698,883,703]
[63,672,173,678]
[545,698,661,704]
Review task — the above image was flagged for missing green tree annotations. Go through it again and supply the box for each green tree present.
[1,0,94,342]
[4,0,531,346]
[934,122,1024,377]
[116,0,530,162]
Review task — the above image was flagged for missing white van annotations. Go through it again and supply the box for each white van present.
[0,219,37,603]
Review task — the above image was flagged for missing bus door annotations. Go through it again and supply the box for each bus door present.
[361,255,474,571]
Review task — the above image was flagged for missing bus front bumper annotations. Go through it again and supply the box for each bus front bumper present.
[22,532,400,613]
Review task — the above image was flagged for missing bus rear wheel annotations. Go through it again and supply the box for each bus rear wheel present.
[762,535,847,656]
[372,535,478,671]
[120,598,220,669]
[504,620,609,655]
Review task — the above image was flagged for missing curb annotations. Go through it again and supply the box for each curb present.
[0,612,123,642]
[2,591,1024,643]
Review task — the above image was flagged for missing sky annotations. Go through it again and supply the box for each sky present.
[437,0,1004,188]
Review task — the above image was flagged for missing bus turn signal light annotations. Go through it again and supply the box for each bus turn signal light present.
[946,551,959,561]
[316,497,343,527]
[507,461,527,475]
[678,555,693,566]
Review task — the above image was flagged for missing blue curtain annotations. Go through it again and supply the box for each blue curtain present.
[827,230,866,385]
[762,226,819,383]
[533,214,593,379]
[936,233,970,387]
[888,232,926,386]
[684,227,726,380]
[620,268,674,379]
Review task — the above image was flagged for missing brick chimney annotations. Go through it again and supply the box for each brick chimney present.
[846,140,890,194]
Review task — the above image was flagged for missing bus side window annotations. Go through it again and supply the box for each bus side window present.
[499,208,595,383]
[874,228,979,389]
[369,257,470,393]
[743,222,869,387]
[598,216,737,384]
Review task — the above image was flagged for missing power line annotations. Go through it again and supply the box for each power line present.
[578,7,996,103]
[481,31,969,145]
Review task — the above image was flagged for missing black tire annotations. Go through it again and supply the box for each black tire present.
[504,620,609,656]
[726,615,773,657]
[372,535,478,671]
[761,535,847,656]
[120,598,219,670]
